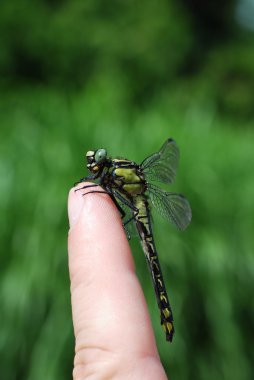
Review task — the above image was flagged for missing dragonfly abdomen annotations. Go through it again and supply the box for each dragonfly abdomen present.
[133,195,175,342]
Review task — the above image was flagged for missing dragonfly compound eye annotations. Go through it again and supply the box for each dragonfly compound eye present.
[95,149,107,164]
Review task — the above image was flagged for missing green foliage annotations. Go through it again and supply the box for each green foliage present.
[0,0,192,95]
[1,1,254,379]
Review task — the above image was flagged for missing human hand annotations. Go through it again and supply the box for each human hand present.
[68,185,168,379]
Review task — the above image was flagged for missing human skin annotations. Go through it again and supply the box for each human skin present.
[68,185,168,380]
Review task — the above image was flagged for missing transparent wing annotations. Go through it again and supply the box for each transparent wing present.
[141,138,179,185]
[147,183,192,230]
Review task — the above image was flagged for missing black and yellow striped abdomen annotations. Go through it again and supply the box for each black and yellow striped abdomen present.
[133,195,174,342]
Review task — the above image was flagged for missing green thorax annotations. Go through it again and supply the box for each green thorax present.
[108,158,146,196]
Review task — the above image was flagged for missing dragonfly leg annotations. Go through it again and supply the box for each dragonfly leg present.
[103,187,135,240]
[75,184,100,192]
[75,184,127,221]
[106,191,126,220]
[124,214,136,227]
[81,190,107,197]
[74,174,98,186]
[111,189,139,225]
[123,207,139,226]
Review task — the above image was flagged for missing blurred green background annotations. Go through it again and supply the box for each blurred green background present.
[1,0,254,379]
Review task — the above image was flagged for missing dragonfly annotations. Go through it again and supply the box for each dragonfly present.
[75,138,191,342]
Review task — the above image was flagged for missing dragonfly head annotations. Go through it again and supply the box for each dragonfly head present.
[86,148,107,173]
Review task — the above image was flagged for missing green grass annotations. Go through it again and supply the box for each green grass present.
[0,79,254,379]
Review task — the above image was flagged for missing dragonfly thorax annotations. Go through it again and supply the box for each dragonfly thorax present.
[107,159,146,196]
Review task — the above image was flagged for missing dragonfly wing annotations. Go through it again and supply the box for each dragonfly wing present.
[147,183,192,230]
[141,138,179,185]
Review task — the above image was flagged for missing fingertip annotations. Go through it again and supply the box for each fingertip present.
[68,183,134,274]
[68,187,85,229]
[68,183,123,232]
